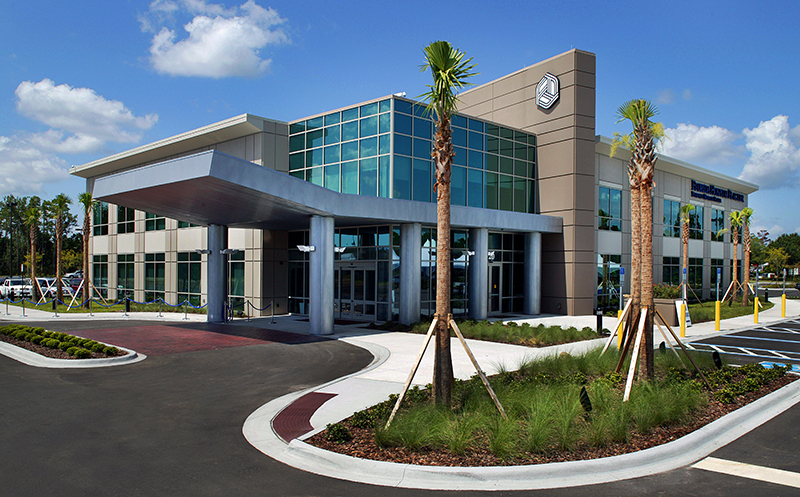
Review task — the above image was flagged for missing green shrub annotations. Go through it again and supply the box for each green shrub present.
[66,346,79,356]
[31,327,45,335]
[58,342,73,351]
[30,336,43,345]
[44,339,60,349]
[102,346,119,356]
[325,423,352,443]
[42,330,53,338]
[90,342,105,353]
[350,409,378,429]
[73,349,92,359]
[653,283,681,299]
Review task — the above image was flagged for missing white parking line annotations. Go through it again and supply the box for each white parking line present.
[692,457,800,489]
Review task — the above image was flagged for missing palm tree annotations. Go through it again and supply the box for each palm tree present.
[50,193,72,302]
[729,210,744,305]
[78,192,96,308]
[741,207,753,306]
[420,40,477,406]
[22,198,41,302]
[611,133,641,330]
[679,204,695,300]
[615,99,662,380]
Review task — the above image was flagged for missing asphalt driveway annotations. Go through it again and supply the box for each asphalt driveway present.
[2,319,800,496]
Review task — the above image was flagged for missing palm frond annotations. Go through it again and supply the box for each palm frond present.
[419,41,478,119]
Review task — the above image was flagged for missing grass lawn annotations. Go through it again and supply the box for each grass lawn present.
[1,299,207,315]
[689,300,774,323]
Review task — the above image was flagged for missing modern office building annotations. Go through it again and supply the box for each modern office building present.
[70,48,757,334]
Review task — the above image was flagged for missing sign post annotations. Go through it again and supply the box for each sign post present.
[619,267,625,311]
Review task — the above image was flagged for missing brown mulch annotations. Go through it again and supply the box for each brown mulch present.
[307,375,796,467]
[0,333,127,360]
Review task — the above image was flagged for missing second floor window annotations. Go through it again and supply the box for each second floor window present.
[598,186,622,231]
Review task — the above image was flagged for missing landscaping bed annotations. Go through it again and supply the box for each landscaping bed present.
[0,324,125,360]
[308,349,795,467]
[370,319,605,347]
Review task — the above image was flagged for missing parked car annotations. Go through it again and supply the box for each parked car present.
[0,277,32,298]
[68,277,84,295]
[35,278,74,300]
[64,270,83,279]
[795,282,800,292]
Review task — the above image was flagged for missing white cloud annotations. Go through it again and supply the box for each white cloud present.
[0,135,70,196]
[657,89,674,105]
[15,79,158,153]
[142,0,288,78]
[739,115,800,189]
[682,89,692,101]
[659,123,740,164]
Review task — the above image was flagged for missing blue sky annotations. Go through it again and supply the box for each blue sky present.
[1,0,798,238]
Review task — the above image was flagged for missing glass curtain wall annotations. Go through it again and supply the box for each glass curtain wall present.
[288,96,537,214]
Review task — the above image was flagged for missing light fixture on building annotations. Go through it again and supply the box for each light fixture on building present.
[466,250,475,256]
[195,249,212,255]
[488,251,496,262]
[334,247,346,253]
[393,92,406,97]
[220,248,240,255]
[297,245,316,253]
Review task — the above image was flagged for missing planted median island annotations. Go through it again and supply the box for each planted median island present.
[310,320,794,466]
[0,324,124,359]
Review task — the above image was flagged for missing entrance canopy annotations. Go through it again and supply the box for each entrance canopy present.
[91,150,563,233]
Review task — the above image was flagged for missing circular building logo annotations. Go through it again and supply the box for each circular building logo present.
[536,72,560,109]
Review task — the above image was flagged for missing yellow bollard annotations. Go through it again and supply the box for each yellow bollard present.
[617,309,624,349]
[782,294,786,318]
[680,303,686,338]
[754,297,759,324]
[715,300,721,331]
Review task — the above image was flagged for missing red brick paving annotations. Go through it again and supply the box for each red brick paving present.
[72,324,310,357]
[272,392,338,442]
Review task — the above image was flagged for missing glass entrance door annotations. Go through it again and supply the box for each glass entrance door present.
[489,264,502,314]
[335,263,377,320]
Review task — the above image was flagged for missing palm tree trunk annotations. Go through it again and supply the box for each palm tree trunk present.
[639,184,655,379]
[682,226,689,300]
[56,219,63,302]
[29,227,38,302]
[743,227,751,306]
[433,178,453,406]
[731,238,739,306]
[83,216,90,308]
[433,115,453,406]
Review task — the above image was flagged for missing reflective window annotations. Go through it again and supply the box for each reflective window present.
[468,169,483,208]
[325,113,340,126]
[324,125,340,145]
[324,144,340,164]
[452,166,467,206]
[598,186,623,231]
[360,116,378,137]
[394,113,412,135]
[393,156,412,200]
[342,107,359,122]
[379,156,390,198]
[394,134,412,156]
[342,121,359,141]
[360,102,378,117]
[360,137,377,158]
[341,161,358,195]
[325,164,340,192]
[413,159,431,202]
[341,141,359,161]
[360,158,378,196]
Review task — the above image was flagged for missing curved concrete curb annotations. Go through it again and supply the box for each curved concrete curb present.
[249,371,800,490]
[0,341,145,368]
